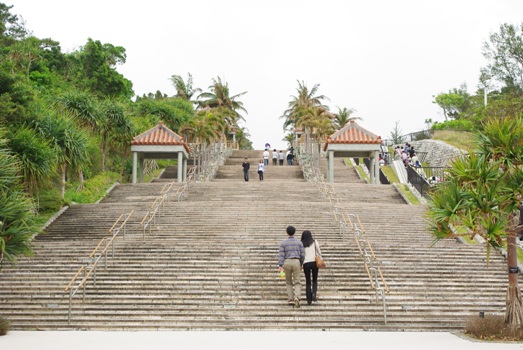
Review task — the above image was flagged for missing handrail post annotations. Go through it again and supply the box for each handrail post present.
[104,239,108,269]
[93,259,97,286]
[82,267,86,301]
[111,235,115,258]
[68,289,73,323]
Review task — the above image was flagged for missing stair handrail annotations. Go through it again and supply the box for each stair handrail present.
[177,166,196,201]
[140,180,184,238]
[199,142,231,182]
[140,166,198,240]
[300,149,389,324]
[140,196,164,239]
[64,210,134,323]
[342,211,389,323]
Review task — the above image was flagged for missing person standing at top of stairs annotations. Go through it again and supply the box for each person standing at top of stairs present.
[263,149,270,166]
[272,149,278,165]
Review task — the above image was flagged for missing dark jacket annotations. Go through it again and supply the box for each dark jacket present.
[242,162,250,171]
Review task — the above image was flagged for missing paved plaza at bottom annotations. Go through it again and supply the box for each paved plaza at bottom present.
[1,331,523,350]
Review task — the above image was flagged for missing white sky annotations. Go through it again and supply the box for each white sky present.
[7,0,523,150]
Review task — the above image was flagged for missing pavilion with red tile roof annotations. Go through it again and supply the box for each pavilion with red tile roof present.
[130,122,190,183]
[323,120,383,184]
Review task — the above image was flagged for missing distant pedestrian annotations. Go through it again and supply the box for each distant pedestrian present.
[263,149,270,166]
[287,151,294,165]
[279,151,284,166]
[272,149,278,166]
[242,158,250,181]
[278,226,305,308]
[257,159,265,180]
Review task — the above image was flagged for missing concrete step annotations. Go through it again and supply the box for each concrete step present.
[0,150,514,331]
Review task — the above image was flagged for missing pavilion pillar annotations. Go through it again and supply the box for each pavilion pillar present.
[177,152,183,183]
[374,150,380,184]
[139,156,144,183]
[328,150,334,183]
[132,152,138,184]
[369,152,375,184]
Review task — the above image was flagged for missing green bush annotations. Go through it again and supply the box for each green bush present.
[0,316,10,336]
[64,171,121,204]
[37,188,63,214]
[432,119,475,132]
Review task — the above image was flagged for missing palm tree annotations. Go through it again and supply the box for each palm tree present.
[36,114,90,197]
[7,126,56,196]
[282,80,329,130]
[55,89,101,178]
[282,81,331,157]
[298,106,335,158]
[236,127,253,150]
[56,90,99,131]
[283,132,295,148]
[99,99,133,172]
[179,111,221,179]
[170,73,201,103]
[426,116,523,328]
[197,76,248,136]
[0,130,40,267]
[333,106,360,129]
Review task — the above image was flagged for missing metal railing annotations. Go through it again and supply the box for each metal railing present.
[140,192,167,239]
[407,165,448,199]
[187,142,231,182]
[299,150,389,323]
[342,212,389,323]
[382,129,434,146]
[140,166,198,238]
[64,211,134,323]
[199,143,231,181]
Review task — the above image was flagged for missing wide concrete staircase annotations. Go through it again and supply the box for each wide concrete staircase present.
[0,150,515,330]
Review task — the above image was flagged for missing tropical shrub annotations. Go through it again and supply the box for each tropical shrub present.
[0,316,10,336]
[432,119,475,132]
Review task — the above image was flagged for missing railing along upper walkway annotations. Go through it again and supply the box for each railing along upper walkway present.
[187,142,232,182]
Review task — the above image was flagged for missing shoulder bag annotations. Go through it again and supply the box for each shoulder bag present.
[314,241,326,269]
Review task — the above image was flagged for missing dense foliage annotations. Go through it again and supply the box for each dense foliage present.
[429,22,523,328]
[432,22,523,131]
[0,3,252,266]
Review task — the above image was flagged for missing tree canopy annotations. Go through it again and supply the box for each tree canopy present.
[0,3,254,266]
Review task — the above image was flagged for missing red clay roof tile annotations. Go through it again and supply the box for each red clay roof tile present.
[131,122,190,152]
[329,120,381,144]
[324,120,382,150]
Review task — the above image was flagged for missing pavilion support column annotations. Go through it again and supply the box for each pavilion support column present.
[183,158,187,181]
[370,154,375,184]
[132,152,138,184]
[328,150,334,183]
[139,156,144,183]
[374,150,380,184]
[177,152,183,183]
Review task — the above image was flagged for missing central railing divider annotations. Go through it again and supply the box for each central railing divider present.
[298,150,389,324]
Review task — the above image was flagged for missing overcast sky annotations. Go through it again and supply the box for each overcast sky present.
[7,0,523,150]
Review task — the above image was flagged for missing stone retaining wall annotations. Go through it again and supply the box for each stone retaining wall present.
[396,139,467,167]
